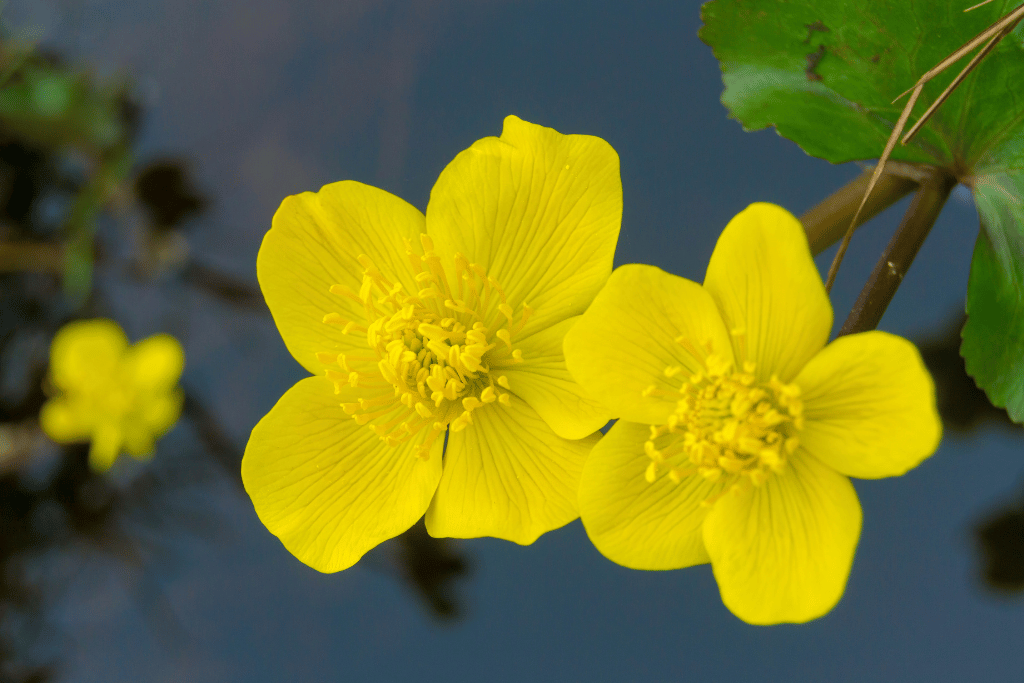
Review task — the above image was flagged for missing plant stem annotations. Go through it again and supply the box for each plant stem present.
[836,168,958,336]
[801,162,923,255]
[181,264,269,312]
[0,242,63,272]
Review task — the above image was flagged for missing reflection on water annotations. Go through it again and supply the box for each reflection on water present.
[914,315,1024,594]
[978,502,1024,592]
[916,315,1017,433]
[396,519,470,621]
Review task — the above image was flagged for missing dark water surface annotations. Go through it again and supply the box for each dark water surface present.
[7,1,1021,681]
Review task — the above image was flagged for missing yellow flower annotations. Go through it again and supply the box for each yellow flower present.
[242,116,621,572]
[40,318,185,472]
[564,203,942,624]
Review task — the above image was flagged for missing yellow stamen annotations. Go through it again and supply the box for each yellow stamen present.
[642,351,803,503]
[320,243,525,449]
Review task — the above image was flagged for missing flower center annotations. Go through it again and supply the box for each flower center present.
[318,234,528,460]
[643,344,804,504]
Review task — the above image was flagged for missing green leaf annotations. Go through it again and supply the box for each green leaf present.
[962,192,1024,423]
[699,0,1024,165]
[701,0,1024,422]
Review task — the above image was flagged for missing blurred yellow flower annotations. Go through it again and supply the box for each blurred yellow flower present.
[40,318,184,472]
[564,203,942,624]
[242,115,621,572]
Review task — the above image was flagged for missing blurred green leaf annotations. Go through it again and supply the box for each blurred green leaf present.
[700,0,1024,422]
[0,43,135,302]
[62,147,134,302]
[0,61,128,152]
[30,72,73,117]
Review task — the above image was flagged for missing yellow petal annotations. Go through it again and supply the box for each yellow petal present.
[241,376,442,572]
[564,264,733,424]
[502,316,610,440]
[702,453,862,624]
[50,319,127,390]
[123,424,156,458]
[703,203,832,382]
[794,331,941,479]
[425,115,621,337]
[258,181,426,374]
[125,333,185,392]
[578,420,720,569]
[424,396,597,544]
[138,388,185,435]
[39,398,92,443]
[89,421,124,472]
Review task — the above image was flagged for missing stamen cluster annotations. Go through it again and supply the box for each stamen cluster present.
[643,342,804,503]
[318,234,529,459]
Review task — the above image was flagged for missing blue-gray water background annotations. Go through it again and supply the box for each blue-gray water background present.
[6,1,1022,680]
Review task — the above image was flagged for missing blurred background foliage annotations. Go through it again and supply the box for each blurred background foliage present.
[0,30,468,682]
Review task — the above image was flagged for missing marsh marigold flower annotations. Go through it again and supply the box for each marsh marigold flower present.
[242,116,620,572]
[40,318,185,472]
[564,203,941,624]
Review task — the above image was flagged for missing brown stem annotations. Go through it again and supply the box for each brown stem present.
[181,263,269,312]
[801,162,924,256]
[0,241,64,272]
[837,168,958,336]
